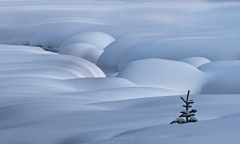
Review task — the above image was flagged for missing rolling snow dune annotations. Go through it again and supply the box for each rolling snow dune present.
[97,36,150,69]
[180,57,211,67]
[1,92,240,144]
[0,44,105,78]
[117,37,240,70]
[198,60,240,94]
[60,31,115,50]
[0,0,240,143]
[59,43,103,63]
[117,58,206,94]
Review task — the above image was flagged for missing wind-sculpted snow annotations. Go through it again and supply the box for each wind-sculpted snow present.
[181,57,211,67]
[97,36,149,68]
[59,43,103,63]
[117,38,240,70]
[0,45,105,79]
[117,59,206,94]
[198,60,240,94]
[60,31,115,50]
[1,0,240,143]
[0,77,140,94]
[30,27,81,48]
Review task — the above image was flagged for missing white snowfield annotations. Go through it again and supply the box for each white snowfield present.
[1,0,240,144]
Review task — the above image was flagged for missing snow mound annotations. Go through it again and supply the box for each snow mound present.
[180,57,211,67]
[117,38,240,70]
[97,36,148,68]
[47,28,81,48]
[198,60,240,94]
[59,43,103,63]
[60,31,115,50]
[117,58,206,94]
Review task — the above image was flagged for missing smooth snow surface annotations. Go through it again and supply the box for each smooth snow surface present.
[59,43,103,63]
[0,44,106,79]
[1,0,240,143]
[117,38,240,70]
[181,57,211,67]
[117,59,206,94]
[60,31,115,50]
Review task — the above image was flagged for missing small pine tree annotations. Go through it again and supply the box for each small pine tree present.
[170,90,198,124]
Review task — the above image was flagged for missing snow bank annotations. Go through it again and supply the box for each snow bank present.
[60,31,115,50]
[59,43,103,63]
[117,58,206,94]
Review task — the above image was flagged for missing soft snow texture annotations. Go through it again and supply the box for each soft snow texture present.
[97,36,150,68]
[0,44,106,79]
[1,0,240,144]
[117,59,206,94]
[198,60,240,94]
[59,43,103,63]
[60,31,115,50]
[181,57,211,67]
[117,38,240,70]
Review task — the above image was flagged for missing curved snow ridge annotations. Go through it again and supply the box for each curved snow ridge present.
[59,43,103,63]
[60,31,115,50]
[198,60,240,94]
[30,30,115,63]
[0,45,106,79]
[29,28,115,49]
[97,36,150,69]
[117,37,240,70]
[117,58,207,94]
[180,57,211,67]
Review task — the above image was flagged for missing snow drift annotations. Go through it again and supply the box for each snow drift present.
[117,58,206,94]
[117,38,240,70]
[59,43,103,63]
[60,31,115,50]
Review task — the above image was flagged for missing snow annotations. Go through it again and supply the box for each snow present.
[181,57,211,67]
[171,118,186,124]
[0,0,240,143]
[199,61,240,94]
[117,58,206,94]
[180,110,188,114]
[97,36,149,69]
[60,31,115,50]
[0,44,106,79]
[117,38,240,70]
[189,117,198,122]
[59,43,103,63]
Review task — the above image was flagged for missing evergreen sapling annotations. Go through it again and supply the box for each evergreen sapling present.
[170,90,198,124]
